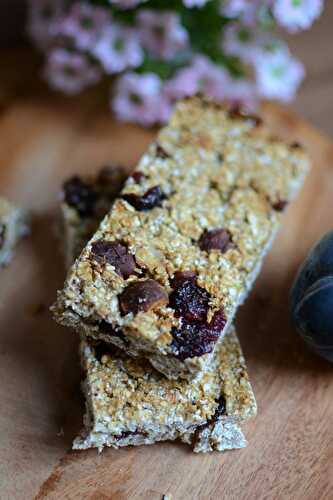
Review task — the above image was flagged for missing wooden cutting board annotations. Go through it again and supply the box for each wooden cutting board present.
[1,54,333,500]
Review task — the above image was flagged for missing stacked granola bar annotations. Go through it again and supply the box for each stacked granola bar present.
[56,96,310,453]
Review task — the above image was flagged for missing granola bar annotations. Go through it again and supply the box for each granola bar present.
[0,197,28,266]
[53,96,310,379]
[73,325,257,453]
[60,165,127,268]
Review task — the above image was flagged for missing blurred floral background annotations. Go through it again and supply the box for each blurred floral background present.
[25,1,324,126]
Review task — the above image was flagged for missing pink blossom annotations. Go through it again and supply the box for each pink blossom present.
[27,0,65,49]
[44,49,102,95]
[222,24,271,62]
[165,55,230,101]
[112,73,172,126]
[54,2,111,50]
[183,0,209,7]
[273,0,323,33]
[220,0,273,26]
[92,25,143,74]
[137,10,188,60]
[254,46,305,102]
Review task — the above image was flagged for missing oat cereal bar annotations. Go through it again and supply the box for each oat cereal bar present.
[0,197,29,266]
[73,326,257,453]
[53,96,310,379]
[60,165,127,268]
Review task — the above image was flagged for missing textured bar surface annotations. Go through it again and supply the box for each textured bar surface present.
[53,96,310,379]
[0,197,28,266]
[73,326,257,453]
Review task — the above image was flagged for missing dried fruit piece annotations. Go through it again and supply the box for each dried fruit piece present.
[63,176,98,217]
[91,240,136,279]
[122,185,166,211]
[130,171,146,184]
[170,279,210,322]
[119,279,168,315]
[198,228,233,253]
[272,199,288,212]
[170,270,196,289]
[156,144,171,159]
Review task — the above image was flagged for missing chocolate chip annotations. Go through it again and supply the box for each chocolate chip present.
[171,270,197,289]
[198,228,233,253]
[129,171,146,184]
[119,279,168,315]
[99,320,129,346]
[63,176,98,217]
[272,199,288,212]
[0,224,5,249]
[228,106,263,127]
[122,186,166,211]
[170,279,210,322]
[156,144,171,159]
[91,240,136,279]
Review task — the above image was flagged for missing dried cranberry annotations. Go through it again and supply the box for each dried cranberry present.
[119,279,168,315]
[155,144,171,159]
[0,224,5,249]
[99,320,129,346]
[130,171,146,184]
[63,176,98,217]
[170,270,196,289]
[170,279,210,322]
[198,228,233,253]
[122,186,166,211]
[171,318,220,360]
[272,199,288,212]
[91,240,136,279]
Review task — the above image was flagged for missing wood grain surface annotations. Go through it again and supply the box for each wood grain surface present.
[1,56,333,500]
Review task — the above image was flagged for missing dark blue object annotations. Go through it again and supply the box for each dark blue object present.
[290,230,333,362]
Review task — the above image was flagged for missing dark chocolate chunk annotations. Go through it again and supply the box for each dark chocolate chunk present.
[170,279,210,322]
[63,176,98,217]
[122,186,166,211]
[91,240,136,279]
[119,279,168,315]
[198,228,233,253]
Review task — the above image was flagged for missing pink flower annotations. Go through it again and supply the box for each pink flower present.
[254,45,305,102]
[165,55,230,101]
[182,0,209,6]
[273,0,323,33]
[222,24,271,62]
[92,25,143,74]
[108,0,147,7]
[112,73,172,126]
[54,2,110,50]
[27,0,65,49]
[220,0,273,26]
[44,49,101,95]
[137,10,188,60]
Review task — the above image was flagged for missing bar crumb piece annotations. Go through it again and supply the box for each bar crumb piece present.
[0,197,29,266]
